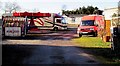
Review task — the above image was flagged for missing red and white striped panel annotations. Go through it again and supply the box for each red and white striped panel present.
[28,18,45,26]
[34,18,44,26]
[43,17,52,22]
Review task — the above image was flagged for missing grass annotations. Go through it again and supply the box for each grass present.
[73,36,111,48]
[72,36,120,64]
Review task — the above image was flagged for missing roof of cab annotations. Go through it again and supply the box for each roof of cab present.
[81,15,103,20]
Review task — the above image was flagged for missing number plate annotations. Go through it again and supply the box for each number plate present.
[82,32,88,34]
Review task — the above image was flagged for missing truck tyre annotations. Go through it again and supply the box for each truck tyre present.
[64,27,68,30]
[22,35,25,37]
[2,34,5,39]
[53,27,58,31]
[93,31,97,37]
[79,33,82,37]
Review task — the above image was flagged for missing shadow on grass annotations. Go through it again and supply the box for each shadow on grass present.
[75,46,120,63]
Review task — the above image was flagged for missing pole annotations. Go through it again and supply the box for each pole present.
[24,16,28,35]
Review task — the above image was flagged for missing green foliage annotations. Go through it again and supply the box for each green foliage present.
[62,6,103,15]
[112,13,117,17]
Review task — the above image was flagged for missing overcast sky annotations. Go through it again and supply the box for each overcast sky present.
[0,0,119,13]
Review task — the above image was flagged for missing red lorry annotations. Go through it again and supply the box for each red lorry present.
[2,12,67,37]
[77,15,104,37]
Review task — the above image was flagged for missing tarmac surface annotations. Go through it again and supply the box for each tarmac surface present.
[2,28,101,65]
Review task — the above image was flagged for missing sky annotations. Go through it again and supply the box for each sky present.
[0,0,120,13]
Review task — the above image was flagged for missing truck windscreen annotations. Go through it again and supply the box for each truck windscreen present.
[81,20,94,26]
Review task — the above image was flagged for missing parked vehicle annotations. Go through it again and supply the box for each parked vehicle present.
[2,15,27,37]
[77,15,104,37]
[30,13,67,31]
[2,12,67,37]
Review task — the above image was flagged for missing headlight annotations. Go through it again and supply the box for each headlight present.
[90,28,94,30]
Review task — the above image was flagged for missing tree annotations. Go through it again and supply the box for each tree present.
[112,13,117,17]
[62,10,65,14]
[87,6,95,14]
[3,2,21,13]
[93,10,103,15]
[95,7,98,10]
[61,6,102,15]
[86,10,90,14]
[78,7,82,14]
[81,6,87,14]
[76,9,80,14]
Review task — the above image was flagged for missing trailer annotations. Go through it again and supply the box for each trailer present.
[2,12,67,37]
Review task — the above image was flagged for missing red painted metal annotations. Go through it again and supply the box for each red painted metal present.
[82,16,96,21]
[12,12,51,31]
[13,12,51,17]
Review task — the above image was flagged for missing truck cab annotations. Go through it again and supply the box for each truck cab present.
[77,15,104,37]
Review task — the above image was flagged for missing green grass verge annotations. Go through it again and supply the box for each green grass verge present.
[73,37,110,48]
[72,36,120,64]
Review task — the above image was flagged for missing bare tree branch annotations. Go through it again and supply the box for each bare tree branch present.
[0,1,2,10]
[2,2,21,13]
[33,8,39,12]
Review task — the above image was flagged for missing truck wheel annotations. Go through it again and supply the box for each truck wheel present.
[79,33,82,37]
[2,34,5,39]
[64,27,68,30]
[22,35,25,37]
[93,32,97,37]
[53,27,58,31]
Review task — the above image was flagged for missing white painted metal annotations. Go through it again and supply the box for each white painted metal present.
[5,27,21,36]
